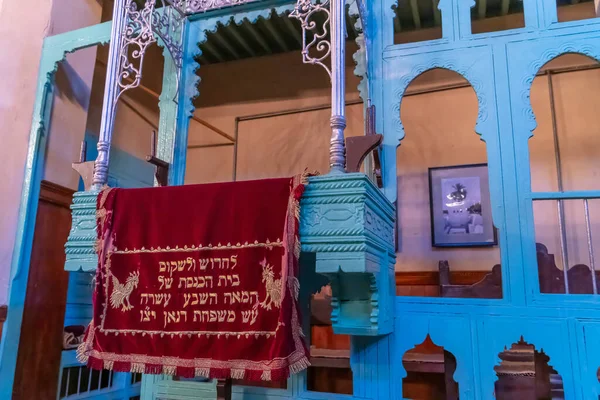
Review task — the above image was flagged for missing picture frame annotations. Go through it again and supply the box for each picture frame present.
[428,163,497,248]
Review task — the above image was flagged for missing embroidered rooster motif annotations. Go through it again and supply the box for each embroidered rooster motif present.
[255,258,283,311]
[110,270,140,312]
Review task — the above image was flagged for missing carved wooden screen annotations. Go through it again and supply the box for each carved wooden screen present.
[376,0,600,398]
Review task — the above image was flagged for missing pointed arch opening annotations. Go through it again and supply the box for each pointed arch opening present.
[401,335,459,399]
[395,68,502,299]
[529,53,600,295]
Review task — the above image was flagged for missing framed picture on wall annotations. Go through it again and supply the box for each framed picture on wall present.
[428,164,497,247]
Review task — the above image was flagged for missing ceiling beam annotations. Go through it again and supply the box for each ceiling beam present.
[478,0,487,19]
[212,29,241,59]
[243,20,272,54]
[202,41,226,63]
[409,0,421,29]
[226,23,257,57]
[197,55,210,65]
[432,0,441,25]
[346,12,357,38]
[263,18,290,52]
[283,15,303,47]
[501,0,510,15]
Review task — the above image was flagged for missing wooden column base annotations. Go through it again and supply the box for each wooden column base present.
[216,378,232,400]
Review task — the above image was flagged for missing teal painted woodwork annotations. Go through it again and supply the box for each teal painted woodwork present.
[300,173,396,336]
[0,22,112,397]
[8,0,600,399]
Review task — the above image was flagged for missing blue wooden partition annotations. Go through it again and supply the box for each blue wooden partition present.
[4,0,600,399]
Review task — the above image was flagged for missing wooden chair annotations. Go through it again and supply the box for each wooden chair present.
[536,243,600,294]
[438,261,502,298]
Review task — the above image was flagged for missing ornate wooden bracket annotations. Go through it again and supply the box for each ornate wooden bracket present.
[300,173,396,336]
[344,104,383,187]
[146,131,169,187]
[71,141,95,191]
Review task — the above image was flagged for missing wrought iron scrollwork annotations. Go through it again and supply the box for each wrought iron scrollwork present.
[116,0,157,100]
[154,0,186,68]
[290,0,332,79]
[116,0,185,101]
[185,0,258,13]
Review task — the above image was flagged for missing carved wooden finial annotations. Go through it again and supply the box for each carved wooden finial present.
[345,104,383,187]
[146,130,169,187]
[72,140,95,191]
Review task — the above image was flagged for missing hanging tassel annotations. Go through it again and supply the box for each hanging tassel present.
[231,369,245,380]
[261,370,272,381]
[195,367,210,378]
[289,357,311,374]
[163,365,176,376]
[131,362,145,374]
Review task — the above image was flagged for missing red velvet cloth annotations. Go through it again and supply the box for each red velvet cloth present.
[77,176,309,381]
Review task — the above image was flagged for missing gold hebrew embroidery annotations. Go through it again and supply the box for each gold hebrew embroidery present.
[113,240,282,254]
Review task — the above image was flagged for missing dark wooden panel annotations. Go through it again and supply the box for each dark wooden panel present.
[307,366,353,395]
[13,181,74,400]
[396,270,490,287]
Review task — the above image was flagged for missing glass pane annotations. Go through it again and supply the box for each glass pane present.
[396,68,502,299]
[530,54,600,192]
[557,0,597,23]
[470,0,525,35]
[393,0,442,45]
[533,199,600,294]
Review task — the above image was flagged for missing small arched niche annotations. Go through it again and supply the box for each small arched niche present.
[494,337,564,399]
[529,53,600,295]
[402,335,459,399]
[396,68,502,299]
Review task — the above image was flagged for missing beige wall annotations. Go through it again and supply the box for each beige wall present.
[0,0,101,304]
[185,41,364,184]
[396,75,500,272]
[0,0,53,305]
[44,0,103,190]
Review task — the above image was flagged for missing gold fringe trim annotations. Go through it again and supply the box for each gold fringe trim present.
[76,343,88,364]
[291,277,300,300]
[231,369,245,380]
[195,367,210,378]
[103,360,114,370]
[163,365,177,375]
[131,363,145,374]
[261,370,271,381]
[289,357,311,375]
[294,237,301,260]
